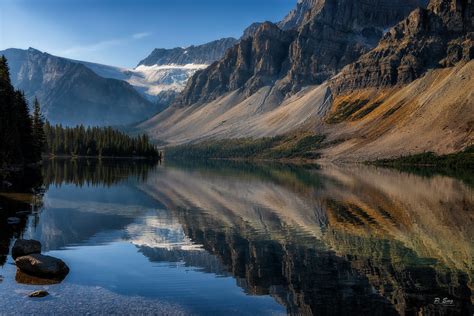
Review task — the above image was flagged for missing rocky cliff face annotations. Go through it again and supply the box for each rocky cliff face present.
[332,0,473,93]
[277,0,319,30]
[137,38,238,66]
[1,48,156,126]
[177,23,295,105]
[176,0,427,106]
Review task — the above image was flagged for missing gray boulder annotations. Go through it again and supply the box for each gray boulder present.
[15,254,69,280]
[28,290,49,298]
[12,239,42,259]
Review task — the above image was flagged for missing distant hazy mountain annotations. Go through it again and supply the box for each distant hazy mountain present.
[1,48,157,126]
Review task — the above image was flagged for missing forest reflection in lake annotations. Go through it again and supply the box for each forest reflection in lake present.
[0,159,472,315]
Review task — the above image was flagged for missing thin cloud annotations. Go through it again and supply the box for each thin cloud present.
[133,32,152,39]
[61,32,152,55]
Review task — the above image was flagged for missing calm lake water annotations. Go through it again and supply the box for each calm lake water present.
[0,159,472,315]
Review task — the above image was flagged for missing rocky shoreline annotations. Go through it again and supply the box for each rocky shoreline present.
[10,239,70,298]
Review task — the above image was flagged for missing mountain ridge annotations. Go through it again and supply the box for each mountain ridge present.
[137,38,238,67]
[0,48,156,126]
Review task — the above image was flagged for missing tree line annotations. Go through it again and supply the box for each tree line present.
[44,123,161,159]
[0,56,46,167]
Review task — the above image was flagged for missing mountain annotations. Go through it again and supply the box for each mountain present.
[1,48,156,126]
[175,0,428,106]
[1,38,237,126]
[139,0,473,161]
[78,38,238,107]
[137,38,238,66]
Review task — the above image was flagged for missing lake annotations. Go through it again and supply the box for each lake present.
[0,159,472,315]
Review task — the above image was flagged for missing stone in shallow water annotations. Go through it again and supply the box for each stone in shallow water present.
[16,270,62,285]
[28,290,49,298]
[7,217,20,225]
[12,239,42,259]
[15,254,70,280]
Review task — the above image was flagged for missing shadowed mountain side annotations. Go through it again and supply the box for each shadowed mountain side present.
[0,48,157,126]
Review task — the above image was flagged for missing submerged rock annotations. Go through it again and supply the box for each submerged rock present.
[28,290,49,298]
[15,270,62,285]
[7,217,20,225]
[15,254,69,280]
[12,239,42,259]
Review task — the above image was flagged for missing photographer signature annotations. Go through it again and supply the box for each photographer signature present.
[434,297,455,307]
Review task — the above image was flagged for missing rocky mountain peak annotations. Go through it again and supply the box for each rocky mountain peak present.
[278,0,319,30]
[176,0,428,106]
[331,0,473,94]
[137,38,238,67]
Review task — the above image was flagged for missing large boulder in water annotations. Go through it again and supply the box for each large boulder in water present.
[15,254,69,280]
[12,239,42,259]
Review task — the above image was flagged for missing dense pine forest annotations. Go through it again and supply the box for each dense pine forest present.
[0,56,45,167]
[44,124,160,159]
[1,55,160,169]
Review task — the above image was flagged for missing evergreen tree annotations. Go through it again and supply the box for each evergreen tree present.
[15,91,35,162]
[32,97,46,161]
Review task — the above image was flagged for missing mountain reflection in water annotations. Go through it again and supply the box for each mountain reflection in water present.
[0,159,472,315]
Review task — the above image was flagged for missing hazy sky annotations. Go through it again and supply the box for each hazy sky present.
[0,0,296,67]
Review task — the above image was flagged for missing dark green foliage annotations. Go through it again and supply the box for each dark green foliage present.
[370,146,474,187]
[0,56,40,167]
[32,97,47,161]
[383,105,402,118]
[373,146,474,169]
[44,123,161,159]
[326,99,369,124]
[352,101,383,120]
[166,134,327,160]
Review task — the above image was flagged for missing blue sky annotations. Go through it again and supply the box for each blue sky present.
[0,0,296,67]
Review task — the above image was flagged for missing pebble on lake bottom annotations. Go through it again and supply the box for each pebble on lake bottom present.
[7,217,21,224]
[28,290,49,298]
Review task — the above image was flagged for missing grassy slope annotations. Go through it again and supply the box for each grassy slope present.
[165,133,328,161]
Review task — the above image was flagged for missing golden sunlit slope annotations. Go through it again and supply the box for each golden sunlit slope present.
[323,61,474,161]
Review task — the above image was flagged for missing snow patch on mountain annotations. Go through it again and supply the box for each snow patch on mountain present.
[130,64,208,96]
[79,60,208,101]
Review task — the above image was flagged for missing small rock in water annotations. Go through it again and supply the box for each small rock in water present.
[1,181,12,188]
[0,275,3,283]
[28,290,49,298]
[12,239,42,259]
[7,217,20,225]
[15,254,70,280]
